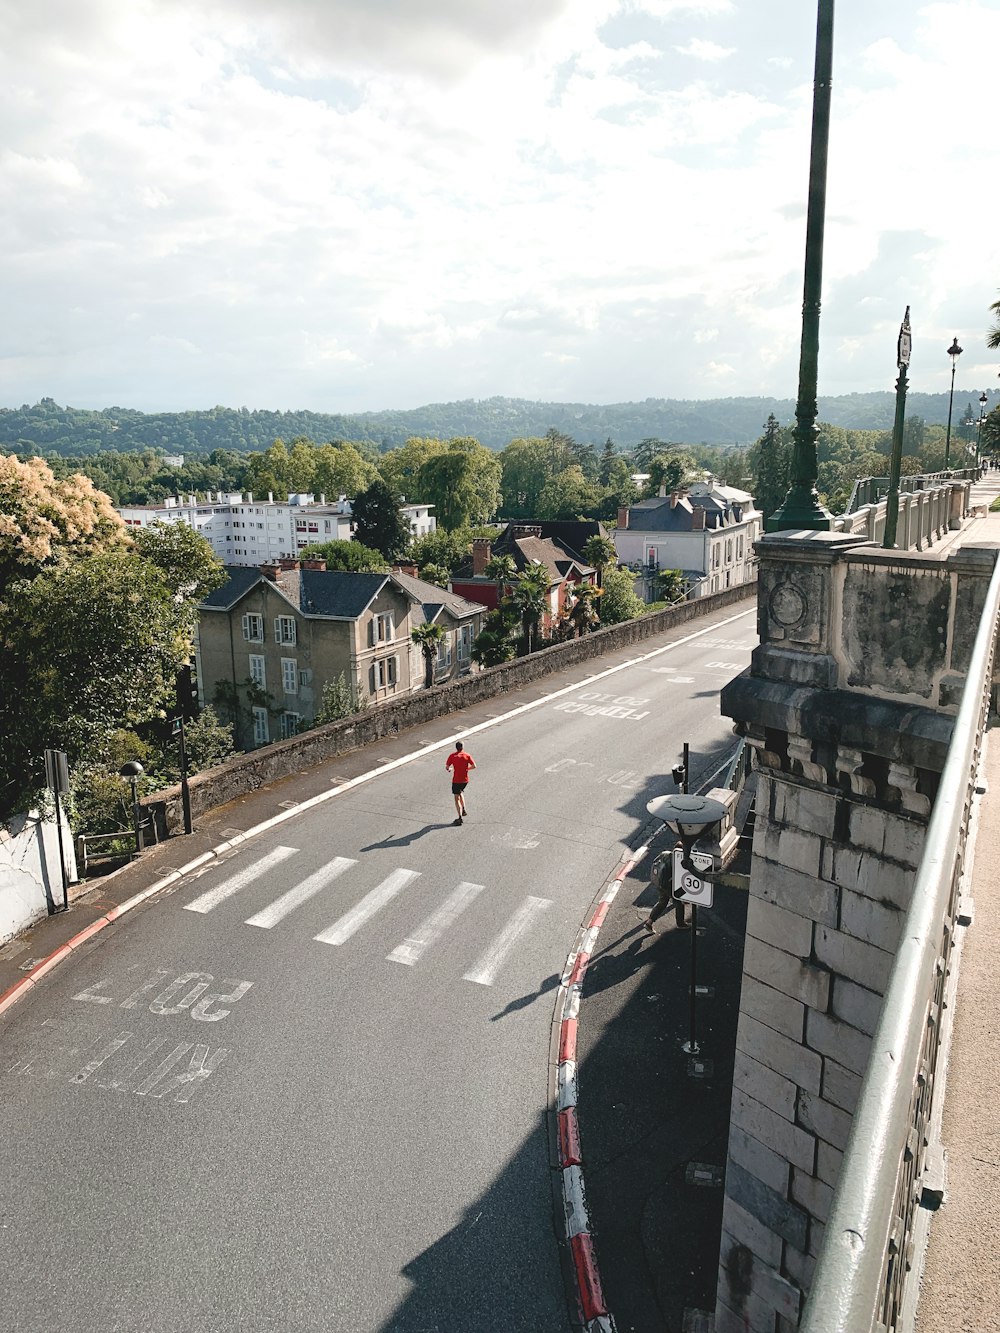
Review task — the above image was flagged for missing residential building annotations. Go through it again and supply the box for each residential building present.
[196,559,482,748]
[117,492,435,567]
[613,479,761,599]
[449,522,597,630]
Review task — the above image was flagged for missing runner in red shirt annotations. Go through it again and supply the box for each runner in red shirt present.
[445,740,476,826]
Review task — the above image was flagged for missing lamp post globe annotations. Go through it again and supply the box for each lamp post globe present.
[945,337,963,470]
[646,792,727,870]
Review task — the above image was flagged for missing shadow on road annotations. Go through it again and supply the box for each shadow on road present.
[361,823,454,851]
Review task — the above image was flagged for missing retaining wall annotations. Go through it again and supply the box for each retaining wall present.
[146,582,756,836]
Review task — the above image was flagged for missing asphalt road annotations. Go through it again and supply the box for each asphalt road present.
[0,603,758,1333]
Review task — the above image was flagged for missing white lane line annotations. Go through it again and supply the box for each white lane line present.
[214,606,757,844]
[314,868,420,946]
[245,856,357,929]
[463,895,551,987]
[183,845,299,914]
[387,880,485,967]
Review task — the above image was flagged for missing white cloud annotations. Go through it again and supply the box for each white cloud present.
[674,38,735,61]
[0,0,997,414]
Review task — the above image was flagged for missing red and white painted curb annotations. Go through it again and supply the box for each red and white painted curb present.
[551,828,656,1333]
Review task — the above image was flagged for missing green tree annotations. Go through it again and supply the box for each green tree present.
[417,439,502,530]
[312,443,379,498]
[510,561,551,654]
[378,436,448,502]
[484,554,517,594]
[582,534,618,588]
[499,437,551,519]
[644,451,696,498]
[298,539,389,572]
[566,582,602,636]
[472,610,517,667]
[988,291,1000,350]
[599,566,644,624]
[314,672,368,724]
[537,465,602,520]
[746,415,792,520]
[351,478,411,560]
[598,437,617,487]
[131,521,225,601]
[656,569,687,603]
[417,562,449,588]
[411,621,445,688]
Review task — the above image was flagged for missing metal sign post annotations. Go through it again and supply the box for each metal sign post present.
[44,748,71,912]
[673,847,714,1054]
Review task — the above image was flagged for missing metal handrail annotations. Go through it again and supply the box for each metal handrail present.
[801,550,1000,1332]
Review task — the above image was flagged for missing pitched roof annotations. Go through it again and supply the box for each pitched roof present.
[389,570,483,621]
[199,566,391,618]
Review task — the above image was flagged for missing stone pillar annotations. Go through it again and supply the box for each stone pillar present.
[714,532,998,1333]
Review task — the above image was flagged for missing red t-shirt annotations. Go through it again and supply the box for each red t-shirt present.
[446,750,475,782]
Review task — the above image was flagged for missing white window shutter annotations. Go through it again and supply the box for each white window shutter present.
[274,617,281,642]
[242,613,250,640]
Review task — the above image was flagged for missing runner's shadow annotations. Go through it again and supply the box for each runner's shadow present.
[361,823,452,851]
[490,972,561,1021]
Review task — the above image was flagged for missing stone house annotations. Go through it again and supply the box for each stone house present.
[613,479,761,599]
[196,559,483,748]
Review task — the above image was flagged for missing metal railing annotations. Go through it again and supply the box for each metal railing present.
[801,550,1000,1333]
[845,468,980,514]
[832,474,974,551]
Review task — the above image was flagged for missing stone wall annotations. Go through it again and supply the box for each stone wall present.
[145,581,755,836]
[715,533,1000,1332]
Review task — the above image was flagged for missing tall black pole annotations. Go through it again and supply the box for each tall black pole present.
[883,308,911,550]
[681,742,700,1056]
[179,717,193,835]
[768,0,836,533]
[945,338,962,470]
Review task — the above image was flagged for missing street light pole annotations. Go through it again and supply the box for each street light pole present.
[883,307,911,550]
[978,391,989,460]
[945,337,963,470]
[767,0,836,533]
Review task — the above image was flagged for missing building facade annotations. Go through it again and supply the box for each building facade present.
[196,559,481,748]
[118,492,435,567]
[613,480,761,599]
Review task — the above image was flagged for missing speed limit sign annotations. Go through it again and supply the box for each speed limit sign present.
[672,848,714,908]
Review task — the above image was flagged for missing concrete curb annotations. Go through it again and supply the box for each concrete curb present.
[548,816,662,1333]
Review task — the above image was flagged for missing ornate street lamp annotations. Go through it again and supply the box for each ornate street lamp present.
[767,0,836,532]
[944,336,963,470]
[978,391,989,458]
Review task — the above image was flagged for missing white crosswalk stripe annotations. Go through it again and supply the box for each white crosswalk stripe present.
[463,896,551,987]
[183,846,298,914]
[245,857,356,929]
[181,850,554,986]
[387,880,484,967]
[314,867,421,947]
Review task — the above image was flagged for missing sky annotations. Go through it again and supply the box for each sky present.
[2,0,998,416]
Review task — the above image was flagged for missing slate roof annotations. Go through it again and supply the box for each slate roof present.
[389,570,483,621]
[451,528,594,585]
[624,496,702,533]
[199,567,391,619]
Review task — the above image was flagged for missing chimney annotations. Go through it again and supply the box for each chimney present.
[278,558,301,571]
[658,483,667,498]
[472,538,492,576]
[246,492,253,503]
[268,491,274,503]
[302,558,327,572]
[691,506,706,530]
[393,563,418,577]
[320,494,326,505]
[260,563,280,581]
[670,491,678,509]
[511,524,542,540]
[617,507,629,530]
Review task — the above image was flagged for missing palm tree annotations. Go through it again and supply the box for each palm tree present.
[582,534,618,589]
[989,292,1000,350]
[510,561,550,655]
[410,621,445,689]
[566,581,602,636]
[485,553,517,595]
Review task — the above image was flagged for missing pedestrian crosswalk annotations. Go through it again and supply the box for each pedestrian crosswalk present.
[182,847,553,987]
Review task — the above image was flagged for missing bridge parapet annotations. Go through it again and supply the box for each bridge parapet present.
[714,531,1000,1332]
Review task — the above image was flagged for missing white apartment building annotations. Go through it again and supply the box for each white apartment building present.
[117,492,435,566]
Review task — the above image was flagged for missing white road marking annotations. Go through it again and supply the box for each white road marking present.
[245,857,356,929]
[489,827,541,849]
[314,867,420,946]
[463,895,551,987]
[388,881,485,967]
[183,845,298,914]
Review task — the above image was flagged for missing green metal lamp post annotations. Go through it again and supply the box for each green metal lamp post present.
[883,307,911,550]
[977,392,989,460]
[767,0,836,533]
[944,337,962,470]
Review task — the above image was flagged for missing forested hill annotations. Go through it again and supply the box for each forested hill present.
[0,391,979,456]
